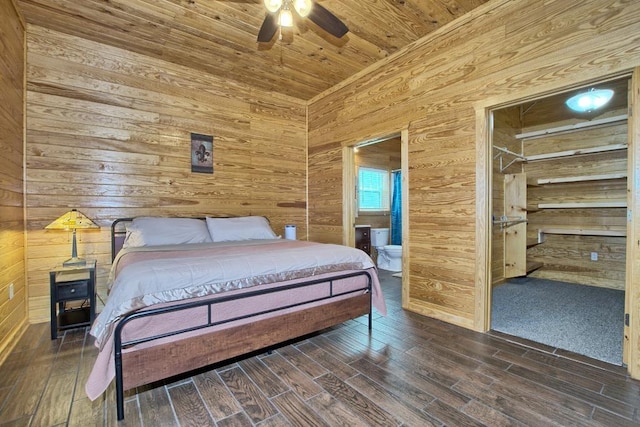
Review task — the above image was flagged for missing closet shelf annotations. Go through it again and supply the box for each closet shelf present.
[537,226,626,237]
[532,172,627,185]
[536,201,626,209]
[515,114,628,140]
[521,143,627,162]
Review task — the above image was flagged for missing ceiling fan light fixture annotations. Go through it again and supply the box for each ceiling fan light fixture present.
[279,7,294,27]
[264,0,283,13]
[257,0,348,43]
[293,0,313,17]
[565,88,614,113]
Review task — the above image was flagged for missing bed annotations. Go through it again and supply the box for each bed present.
[85,216,386,420]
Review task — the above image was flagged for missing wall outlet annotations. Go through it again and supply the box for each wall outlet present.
[590,252,598,261]
[8,283,14,300]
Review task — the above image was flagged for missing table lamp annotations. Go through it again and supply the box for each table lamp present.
[46,209,99,267]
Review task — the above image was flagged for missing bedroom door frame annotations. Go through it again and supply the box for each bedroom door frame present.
[477,70,639,375]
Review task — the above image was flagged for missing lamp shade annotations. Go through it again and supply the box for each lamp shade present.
[46,209,99,231]
[279,8,293,27]
[46,209,99,267]
[293,0,312,17]
[264,0,282,13]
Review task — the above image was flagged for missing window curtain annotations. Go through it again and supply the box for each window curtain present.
[391,171,402,245]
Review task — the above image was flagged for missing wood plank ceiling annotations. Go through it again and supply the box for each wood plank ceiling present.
[15,0,490,100]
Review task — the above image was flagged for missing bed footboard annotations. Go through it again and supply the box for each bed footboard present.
[114,270,373,420]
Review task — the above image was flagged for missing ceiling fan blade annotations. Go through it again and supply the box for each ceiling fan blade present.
[307,3,348,38]
[257,13,278,42]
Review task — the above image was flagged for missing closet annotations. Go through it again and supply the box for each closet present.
[492,77,629,290]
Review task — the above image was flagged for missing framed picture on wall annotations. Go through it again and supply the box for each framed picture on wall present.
[191,133,214,174]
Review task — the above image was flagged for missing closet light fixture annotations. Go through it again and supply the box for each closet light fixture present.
[565,88,614,113]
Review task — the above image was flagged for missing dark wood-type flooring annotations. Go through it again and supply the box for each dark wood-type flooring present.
[2,271,640,426]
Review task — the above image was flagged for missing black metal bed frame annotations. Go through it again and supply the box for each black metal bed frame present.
[109,218,373,420]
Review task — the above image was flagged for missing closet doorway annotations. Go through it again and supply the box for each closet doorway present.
[489,76,631,365]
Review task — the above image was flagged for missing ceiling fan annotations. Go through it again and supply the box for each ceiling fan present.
[257,0,349,43]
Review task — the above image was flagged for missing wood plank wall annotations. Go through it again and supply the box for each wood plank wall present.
[308,0,640,330]
[0,0,26,361]
[24,26,307,322]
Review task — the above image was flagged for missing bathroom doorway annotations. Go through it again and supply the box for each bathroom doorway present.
[344,132,407,275]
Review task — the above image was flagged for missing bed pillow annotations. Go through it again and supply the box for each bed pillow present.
[206,216,277,242]
[123,217,212,248]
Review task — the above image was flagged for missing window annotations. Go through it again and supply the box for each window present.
[358,167,390,212]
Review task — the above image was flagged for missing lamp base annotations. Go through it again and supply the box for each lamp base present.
[63,257,86,267]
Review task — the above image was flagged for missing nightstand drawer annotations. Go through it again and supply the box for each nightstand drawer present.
[358,243,370,253]
[50,260,96,340]
[57,280,89,300]
[355,226,371,255]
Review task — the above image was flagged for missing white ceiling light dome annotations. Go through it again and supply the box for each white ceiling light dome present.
[565,88,614,113]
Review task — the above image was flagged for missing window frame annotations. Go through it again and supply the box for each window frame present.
[357,166,390,214]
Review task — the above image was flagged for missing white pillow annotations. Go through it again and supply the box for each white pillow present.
[206,216,277,242]
[123,217,212,248]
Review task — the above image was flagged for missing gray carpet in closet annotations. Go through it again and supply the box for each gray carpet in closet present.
[492,277,624,365]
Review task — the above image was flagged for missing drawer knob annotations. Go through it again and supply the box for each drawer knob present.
[70,289,75,293]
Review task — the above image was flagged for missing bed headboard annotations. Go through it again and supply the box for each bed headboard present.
[111,218,134,261]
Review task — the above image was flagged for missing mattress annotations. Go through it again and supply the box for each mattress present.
[86,239,386,400]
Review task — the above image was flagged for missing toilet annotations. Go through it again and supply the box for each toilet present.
[371,228,403,271]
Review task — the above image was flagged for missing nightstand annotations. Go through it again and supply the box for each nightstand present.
[355,225,371,255]
[50,260,96,339]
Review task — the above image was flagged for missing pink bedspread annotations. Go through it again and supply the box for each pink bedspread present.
[86,239,386,400]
